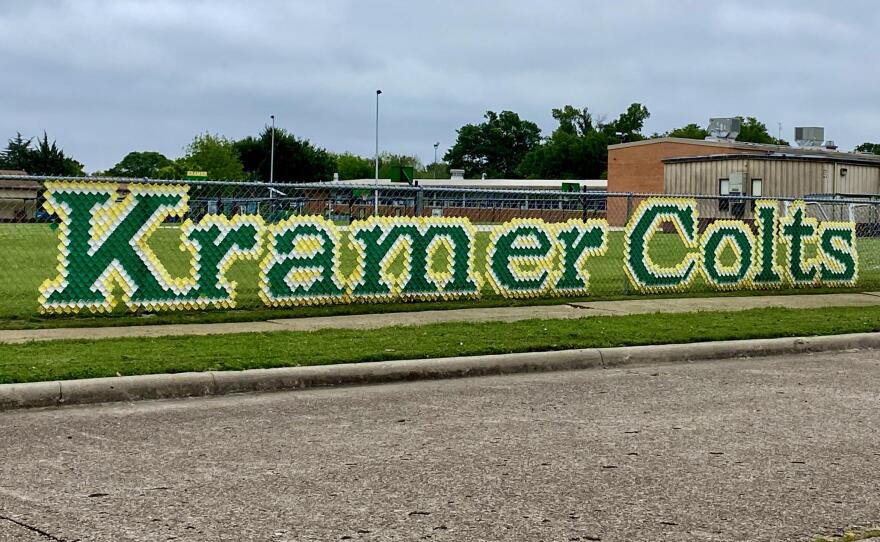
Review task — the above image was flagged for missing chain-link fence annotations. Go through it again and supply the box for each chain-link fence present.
[0,174,877,322]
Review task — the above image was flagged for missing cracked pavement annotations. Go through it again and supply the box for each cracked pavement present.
[1,350,879,541]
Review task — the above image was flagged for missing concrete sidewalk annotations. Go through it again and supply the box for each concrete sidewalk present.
[2,291,880,345]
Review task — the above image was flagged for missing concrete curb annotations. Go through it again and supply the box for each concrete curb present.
[1,332,878,411]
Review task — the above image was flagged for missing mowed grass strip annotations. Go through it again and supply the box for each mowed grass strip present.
[2,222,880,330]
[3,305,880,384]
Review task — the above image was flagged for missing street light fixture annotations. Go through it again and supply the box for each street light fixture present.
[433,142,439,179]
[270,115,276,184]
[375,90,382,181]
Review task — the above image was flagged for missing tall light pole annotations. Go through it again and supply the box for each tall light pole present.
[433,142,439,179]
[270,115,276,184]
[375,90,382,181]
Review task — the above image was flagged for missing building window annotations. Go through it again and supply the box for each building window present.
[719,178,730,211]
[750,179,762,210]
[751,178,762,197]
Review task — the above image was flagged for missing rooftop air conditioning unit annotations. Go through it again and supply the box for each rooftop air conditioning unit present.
[708,117,742,140]
[450,169,465,180]
[795,127,825,147]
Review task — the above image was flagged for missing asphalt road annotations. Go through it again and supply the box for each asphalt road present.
[1,351,879,542]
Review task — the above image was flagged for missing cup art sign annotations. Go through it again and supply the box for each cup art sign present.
[38,182,859,314]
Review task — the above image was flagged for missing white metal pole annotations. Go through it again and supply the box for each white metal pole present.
[433,142,439,179]
[375,90,381,181]
[270,115,275,184]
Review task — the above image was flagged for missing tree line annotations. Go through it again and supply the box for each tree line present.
[0,127,435,182]
[443,106,794,180]
[2,107,878,181]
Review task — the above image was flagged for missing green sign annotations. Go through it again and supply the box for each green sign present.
[623,198,858,293]
[38,183,860,314]
[186,171,208,181]
[561,182,580,193]
[390,165,414,183]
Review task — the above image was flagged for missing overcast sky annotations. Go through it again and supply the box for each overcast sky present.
[1,0,878,173]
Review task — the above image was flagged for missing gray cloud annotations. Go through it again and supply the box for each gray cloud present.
[1,0,878,172]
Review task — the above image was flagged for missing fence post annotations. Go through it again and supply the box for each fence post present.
[581,191,588,221]
[373,189,379,216]
[623,192,634,295]
[415,183,424,217]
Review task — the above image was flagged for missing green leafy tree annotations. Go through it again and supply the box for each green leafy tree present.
[663,123,710,140]
[0,132,84,175]
[333,152,374,180]
[181,133,245,180]
[602,103,650,143]
[155,162,187,180]
[234,127,334,183]
[419,161,450,179]
[444,111,542,178]
[550,105,595,138]
[518,106,600,179]
[518,103,650,179]
[855,142,880,154]
[106,151,173,178]
[0,133,35,171]
[735,117,788,145]
[28,133,85,176]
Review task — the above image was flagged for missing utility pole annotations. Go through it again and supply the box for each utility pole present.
[375,90,382,181]
[270,115,275,184]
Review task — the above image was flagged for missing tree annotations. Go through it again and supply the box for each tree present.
[181,133,245,180]
[419,161,449,179]
[444,110,542,178]
[0,133,34,171]
[234,127,334,183]
[663,123,710,140]
[735,117,788,145]
[656,117,787,145]
[517,107,599,180]
[0,132,84,175]
[333,152,373,180]
[155,162,187,180]
[377,152,422,179]
[518,103,650,179]
[550,105,595,138]
[106,151,173,178]
[602,103,650,143]
[855,142,880,154]
[27,133,84,176]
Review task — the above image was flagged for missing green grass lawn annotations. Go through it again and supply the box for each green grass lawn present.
[2,305,880,384]
[1,222,879,329]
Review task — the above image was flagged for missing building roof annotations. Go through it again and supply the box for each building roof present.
[0,171,41,190]
[0,179,41,190]
[610,137,880,165]
[662,152,880,168]
[328,178,608,190]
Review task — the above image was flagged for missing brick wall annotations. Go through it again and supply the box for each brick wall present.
[606,141,757,226]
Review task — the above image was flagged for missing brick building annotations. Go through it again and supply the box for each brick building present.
[606,138,880,225]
